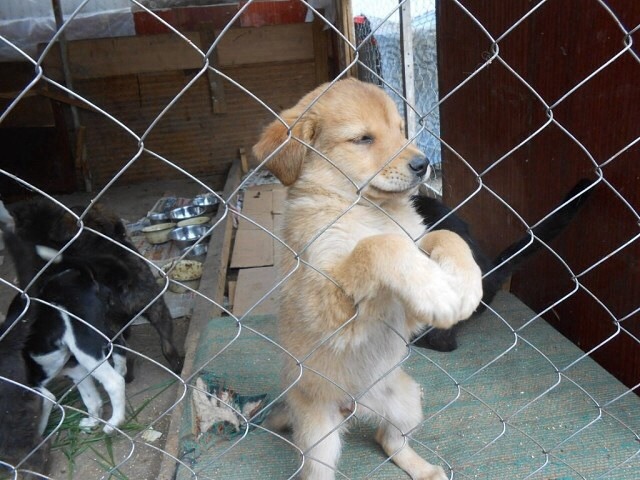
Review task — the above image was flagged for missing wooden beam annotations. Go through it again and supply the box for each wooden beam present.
[156,159,242,480]
[239,147,249,174]
[399,0,417,139]
[312,12,330,84]
[337,0,357,77]
[43,32,204,80]
[199,28,227,114]
[215,23,314,67]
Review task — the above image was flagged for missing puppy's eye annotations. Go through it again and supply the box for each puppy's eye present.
[352,135,374,145]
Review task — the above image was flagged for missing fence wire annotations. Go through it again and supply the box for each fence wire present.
[0,1,639,479]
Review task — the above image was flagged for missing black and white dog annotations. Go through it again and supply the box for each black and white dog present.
[9,201,183,375]
[2,222,130,435]
[412,178,594,351]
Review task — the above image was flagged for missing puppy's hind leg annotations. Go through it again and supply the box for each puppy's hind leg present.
[36,387,57,435]
[289,395,344,480]
[71,350,126,435]
[366,370,447,480]
[62,362,104,430]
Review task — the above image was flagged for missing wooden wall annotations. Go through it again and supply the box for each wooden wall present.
[39,23,325,189]
[0,1,329,193]
[437,1,640,387]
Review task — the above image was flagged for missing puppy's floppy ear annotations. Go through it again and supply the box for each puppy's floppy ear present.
[253,108,316,186]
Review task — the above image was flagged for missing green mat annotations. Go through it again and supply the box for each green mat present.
[175,292,640,479]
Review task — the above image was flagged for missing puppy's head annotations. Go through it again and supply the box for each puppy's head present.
[253,78,428,197]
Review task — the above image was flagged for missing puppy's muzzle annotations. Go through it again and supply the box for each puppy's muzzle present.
[409,156,430,178]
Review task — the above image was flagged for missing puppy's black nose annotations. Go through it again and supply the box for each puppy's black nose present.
[409,156,429,177]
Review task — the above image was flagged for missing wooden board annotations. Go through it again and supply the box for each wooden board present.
[237,212,273,231]
[227,280,237,310]
[232,266,279,316]
[215,23,314,67]
[43,33,204,80]
[243,189,273,214]
[74,61,317,188]
[229,229,274,268]
[272,187,286,214]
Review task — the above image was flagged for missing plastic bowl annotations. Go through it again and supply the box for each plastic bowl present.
[142,222,176,244]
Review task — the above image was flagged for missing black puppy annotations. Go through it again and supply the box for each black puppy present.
[10,201,183,374]
[2,224,130,435]
[412,178,594,351]
[0,293,51,478]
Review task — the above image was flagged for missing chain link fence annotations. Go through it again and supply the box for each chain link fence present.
[1,1,639,479]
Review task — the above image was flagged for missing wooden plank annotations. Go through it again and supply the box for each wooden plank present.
[215,23,314,66]
[156,159,242,480]
[243,189,273,214]
[312,12,330,83]
[337,0,357,77]
[43,33,204,80]
[229,229,274,268]
[76,61,317,189]
[227,280,237,310]
[239,147,249,173]
[237,212,273,231]
[272,187,286,214]
[399,0,417,139]
[199,28,227,113]
[232,266,279,316]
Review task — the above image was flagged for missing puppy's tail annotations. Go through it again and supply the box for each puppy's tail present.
[486,178,595,296]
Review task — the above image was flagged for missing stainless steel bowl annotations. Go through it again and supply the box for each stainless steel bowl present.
[181,242,208,263]
[169,224,210,249]
[147,211,170,225]
[169,205,206,222]
[192,194,219,213]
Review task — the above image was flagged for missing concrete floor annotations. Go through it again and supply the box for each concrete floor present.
[0,175,223,480]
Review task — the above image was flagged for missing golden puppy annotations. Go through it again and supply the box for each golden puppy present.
[253,78,482,480]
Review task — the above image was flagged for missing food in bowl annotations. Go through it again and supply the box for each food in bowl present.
[177,216,210,228]
[162,260,203,293]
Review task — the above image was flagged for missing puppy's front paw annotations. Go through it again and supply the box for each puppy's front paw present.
[416,464,448,480]
[456,263,483,320]
[406,279,462,330]
[420,230,483,323]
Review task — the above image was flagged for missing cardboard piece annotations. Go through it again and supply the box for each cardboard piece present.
[232,266,279,316]
[229,229,274,268]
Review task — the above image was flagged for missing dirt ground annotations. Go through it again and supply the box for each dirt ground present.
[0,175,224,480]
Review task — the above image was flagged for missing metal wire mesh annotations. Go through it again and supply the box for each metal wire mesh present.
[0,0,639,479]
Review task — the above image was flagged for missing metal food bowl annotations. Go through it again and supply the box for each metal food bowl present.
[181,242,208,263]
[169,224,210,249]
[142,222,176,244]
[169,205,206,222]
[191,194,219,213]
[147,211,170,225]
